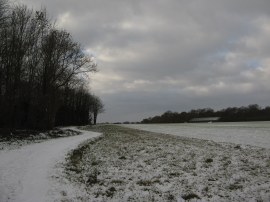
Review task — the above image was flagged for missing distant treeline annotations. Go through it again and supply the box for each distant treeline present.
[141,104,270,123]
[0,0,104,130]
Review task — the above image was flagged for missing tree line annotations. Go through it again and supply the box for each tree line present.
[141,104,270,123]
[0,0,104,130]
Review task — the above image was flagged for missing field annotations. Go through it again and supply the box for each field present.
[123,121,270,148]
[62,125,270,201]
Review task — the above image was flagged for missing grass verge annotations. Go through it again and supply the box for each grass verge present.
[64,125,270,201]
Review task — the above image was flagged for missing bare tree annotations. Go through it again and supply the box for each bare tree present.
[39,28,97,129]
[0,0,8,126]
[90,95,104,125]
[0,5,35,127]
[0,0,8,26]
[0,1,102,130]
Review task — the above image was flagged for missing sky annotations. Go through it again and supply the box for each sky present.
[18,0,270,123]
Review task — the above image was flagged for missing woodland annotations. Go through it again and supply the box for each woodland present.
[0,0,104,130]
[142,104,270,123]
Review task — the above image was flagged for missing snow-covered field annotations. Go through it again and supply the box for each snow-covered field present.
[64,125,270,201]
[1,123,269,201]
[0,128,101,202]
[122,121,270,148]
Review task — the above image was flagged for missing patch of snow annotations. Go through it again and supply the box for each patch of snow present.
[0,128,80,150]
[63,125,270,201]
[122,121,270,148]
[0,127,101,202]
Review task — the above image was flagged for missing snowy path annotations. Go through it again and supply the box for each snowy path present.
[0,128,101,202]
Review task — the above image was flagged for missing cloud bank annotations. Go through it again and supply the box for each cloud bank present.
[21,0,270,122]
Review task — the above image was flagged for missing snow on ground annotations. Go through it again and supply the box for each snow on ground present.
[122,121,270,148]
[64,125,270,202]
[2,123,269,202]
[0,128,80,150]
[0,127,101,202]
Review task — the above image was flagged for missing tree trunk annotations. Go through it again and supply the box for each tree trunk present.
[93,110,97,125]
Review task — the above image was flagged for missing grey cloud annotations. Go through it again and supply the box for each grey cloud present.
[20,0,270,122]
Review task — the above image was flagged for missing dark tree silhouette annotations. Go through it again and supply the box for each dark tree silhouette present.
[0,1,103,131]
[142,104,270,123]
[90,95,104,125]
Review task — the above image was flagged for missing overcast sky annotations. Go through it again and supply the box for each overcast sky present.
[19,0,270,122]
